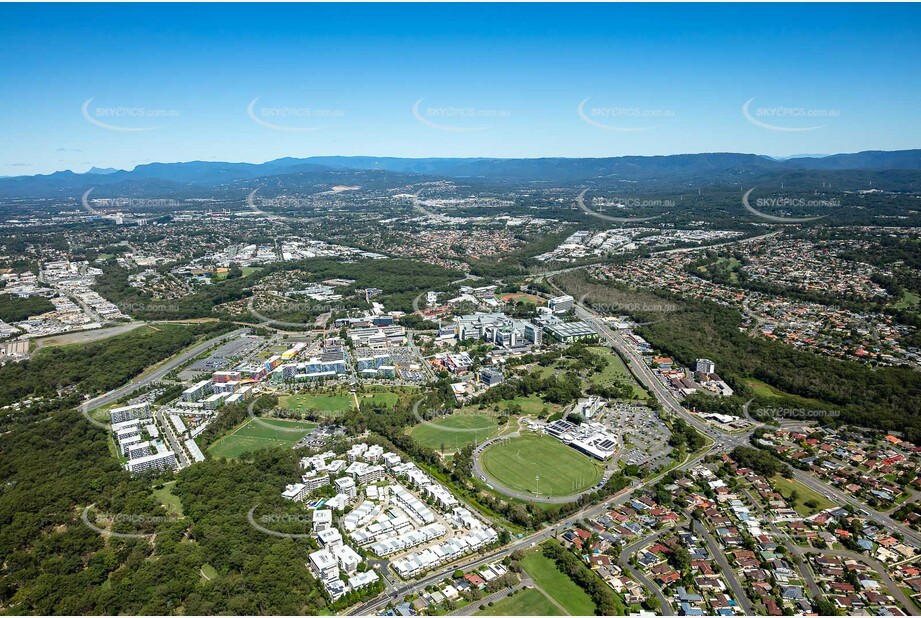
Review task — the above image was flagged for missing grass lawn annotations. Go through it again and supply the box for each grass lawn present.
[895,290,920,309]
[480,433,603,497]
[476,588,563,616]
[359,391,400,408]
[502,395,552,415]
[476,394,557,416]
[280,393,354,415]
[152,481,184,517]
[199,563,218,583]
[588,346,647,398]
[410,414,499,452]
[208,417,316,459]
[772,474,835,516]
[745,378,825,405]
[521,551,597,615]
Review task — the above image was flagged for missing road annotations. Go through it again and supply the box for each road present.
[155,407,190,468]
[618,530,674,616]
[81,327,249,415]
[738,485,822,600]
[790,469,921,548]
[348,441,716,616]
[787,546,917,613]
[691,518,755,615]
[349,279,917,615]
[578,300,921,546]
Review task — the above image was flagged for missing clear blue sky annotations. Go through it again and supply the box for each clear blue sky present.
[1,3,918,175]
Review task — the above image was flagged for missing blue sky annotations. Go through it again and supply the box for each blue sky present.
[1,3,919,175]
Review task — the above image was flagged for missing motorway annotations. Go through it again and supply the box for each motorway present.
[349,277,919,615]
[81,327,249,415]
[579,300,921,537]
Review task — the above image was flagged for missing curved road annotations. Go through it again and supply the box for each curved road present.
[789,546,917,613]
[619,530,674,615]
[80,327,249,415]
[347,443,715,616]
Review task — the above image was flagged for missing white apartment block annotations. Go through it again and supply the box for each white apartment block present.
[312,509,333,533]
[109,402,151,424]
[125,450,177,475]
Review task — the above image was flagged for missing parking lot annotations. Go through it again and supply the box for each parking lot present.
[603,403,673,471]
[178,335,265,379]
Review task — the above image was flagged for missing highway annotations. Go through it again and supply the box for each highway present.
[81,327,249,415]
[577,300,921,545]
[349,285,918,615]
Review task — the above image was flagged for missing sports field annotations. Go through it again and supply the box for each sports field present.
[410,414,499,452]
[208,417,316,459]
[280,393,354,416]
[499,292,545,306]
[480,433,603,496]
[521,550,597,615]
[477,588,562,616]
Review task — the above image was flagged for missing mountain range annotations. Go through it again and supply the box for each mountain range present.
[2,150,918,199]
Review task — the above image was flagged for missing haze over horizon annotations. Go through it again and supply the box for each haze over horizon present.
[1,3,919,175]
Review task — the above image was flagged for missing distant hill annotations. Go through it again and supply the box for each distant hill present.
[1,149,918,198]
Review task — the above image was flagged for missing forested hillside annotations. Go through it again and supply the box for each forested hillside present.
[0,322,232,406]
[0,405,329,614]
